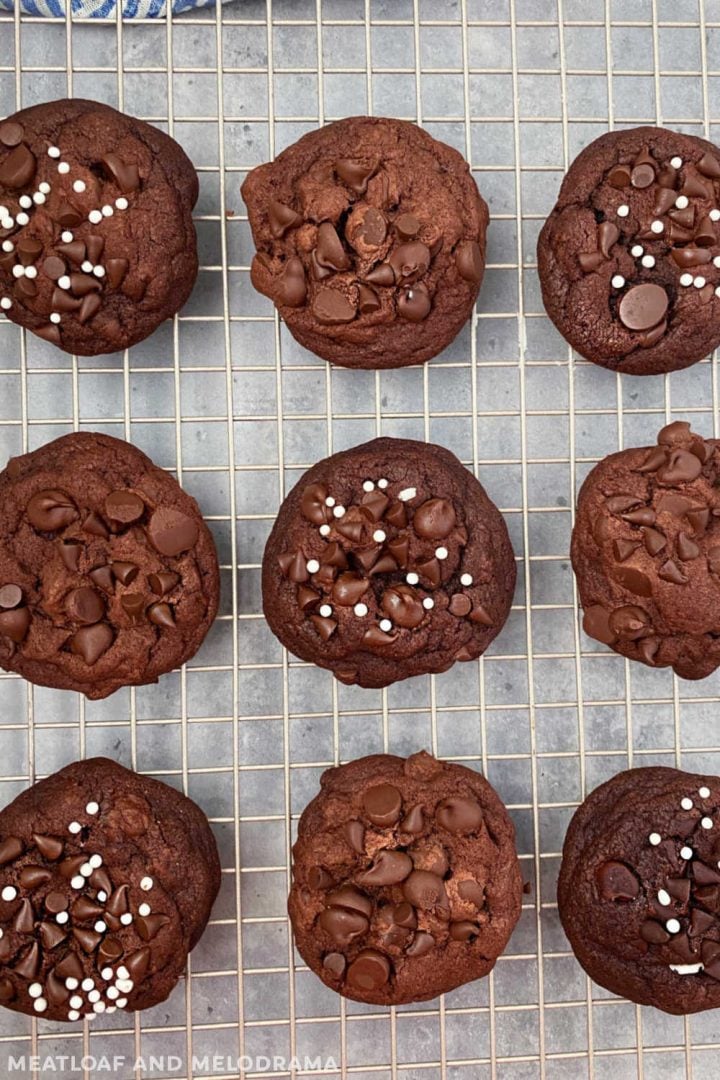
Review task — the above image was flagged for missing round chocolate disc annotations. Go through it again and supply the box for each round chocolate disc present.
[619,284,668,332]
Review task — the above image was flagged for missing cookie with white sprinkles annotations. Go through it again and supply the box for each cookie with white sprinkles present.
[559,766,720,1014]
[262,438,516,688]
[0,757,220,1022]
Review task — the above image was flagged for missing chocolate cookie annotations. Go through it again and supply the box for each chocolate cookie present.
[0,99,198,355]
[241,116,487,369]
[559,766,720,1014]
[572,421,720,680]
[538,126,720,375]
[289,750,522,1005]
[0,432,219,698]
[0,757,220,1022]
[262,438,515,688]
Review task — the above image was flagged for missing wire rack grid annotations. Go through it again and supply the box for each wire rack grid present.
[2,0,720,1077]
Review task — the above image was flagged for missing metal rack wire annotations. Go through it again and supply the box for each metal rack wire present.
[1,0,720,1076]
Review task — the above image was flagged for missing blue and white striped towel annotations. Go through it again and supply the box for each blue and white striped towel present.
[0,0,221,15]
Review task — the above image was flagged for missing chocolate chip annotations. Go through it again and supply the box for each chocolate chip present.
[83,510,109,538]
[619,283,668,332]
[312,287,357,325]
[0,837,22,865]
[579,251,606,273]
[70,623,114,665]
[0,607,30,643]
[27,489,77,531]
[148,571,180,596]
[55,203,84,228]
[450,920,479,942]
[106,258,129,290]
[335,158,377,194]
[346,949,390,991]
[381,585,424,629]
[0,121,23,148]
[122,594,148,621]
[657,449,702,485]
[658,558,687,585]
[677,533,701,561]
[458,879,485,908]
[613,538,639,562]
[582,604,616,644]
[318,907,369,947]
[666,877,692,904]
[356,850,413,886]
[277,256,307,307]
[54,952,83,981]
[454,240,484,284]
[97,936,124,965]
[331,573,369,606]
[595,860,640,901]
[406,931,434,957]
[39,922,67,952]
[608,606,648,640]
[100,154,140,193]
[436,797,483,834]
[267,199,303,238]
[697,151,720,179]
[607,164,632,188]
[598,221,619,258]
[360,207,387,247]
[613,565,653,597]
[388,241,431,283]
[148,602,175,629]
[14,942,40,979]
[694,862,720,885]
[323,952,346,978]
[65,587,105,625]
[19,865,51,889]
[104,490,144,525]
[344,820,365,854]
[0,143,36,189]
[358,283,380,314]
[640,918,670,944]
[73,896,105,921]
[0,584,22,610]
[364,262,395,286]
[89,565,115,593]
[136,913,170,941]
[33,834,62,861]
[327,885,373,918]
[402,869,447,911]
[124,947,151,981]
[631,162,655,188]
[399,805,424,834]
[654,188,678,216]
[44,891,68,915]
[148,507,199,556]
[363,783,402,827]
[316,222,351,272]
[56,240,86,266]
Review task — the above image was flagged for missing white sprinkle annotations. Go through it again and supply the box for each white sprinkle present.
[716,287,720,298]
[398,487,417,502]
[70,876,84,890]
[611,274,625,288]
[88,210,102,224]
[88,989,101,1003]
[58,275,71,290]
[666,918,681,934]
[68,821,81,835]
[102,205,113,217]
[379,619,392,633]
[89,854,102,868]
[48,146,61,158]
[306,559,320,574]
[32,192,45,205]
[81,261,93,273]
[353,603,368,617]
[16,212,29,226]
[82,978,94,991]
[324,496,335,507]
[24,265,37,280]
[702,817,713,829]
[49,313,61,325]
[649,833,662,846]
[681,846,694,860]
[107,985,119,1000]
[93,266,105,278]
[0,298,11,311]
[12,265,24,279]
[72,180,86,193]
[675,194,689,209]
[120,912,133,926]
[711,209,720,222]
[617,204,629,217]
[116,966,129,980]
[671,156,683,169]
[1,240,12,253]
[700,787,711,798]
[362,481,374,492]
[631,244,644,257]
[680,273,694,286]
[406,572,419,585]
[332,505,346,518]
[39,182,50,195]
[115,197,129,210]
[68,1010,80,1021]
[0,220,13,232]
[92,1001,106,1014]
[138,902,151,917]
[33,998,47,1013]
[681,797,693,810]
[0,929,3,938]
[28,983,42,998]
[651,219,664,234]
[435,547,448,560]
[65,977,79,990]
[319,604,332,618]
[377,478,389,489]
[116,979,133,993]
[460,573,473,586]
[373,529,386,543]
[61,230,73,243]
[18,195,32,209]
[94,920,107,933]
[56,912,69,925]
[57,162,70,175]
[658,889,671,907]
[97,891,107,902]
[641,255,655,269]
[423,597,435,610]
[101,967,113,980]
[106,1006,117,1014]
[69,995,83,1009]
[116,998,128,1009]
[319,524,330,537]
[1,886,16,902]
[695,276,707,288]
[671,963,703,975]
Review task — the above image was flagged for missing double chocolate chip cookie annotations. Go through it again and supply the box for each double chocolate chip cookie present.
[0,757,220,1022]
[242,116,488,368]
[572,421,720,680]
[538,126,720,375]
[289,751,522,1005]
[0,99,198,355]
[262,438,516,688]
[0,432,219,698]
[559,766,720,1015]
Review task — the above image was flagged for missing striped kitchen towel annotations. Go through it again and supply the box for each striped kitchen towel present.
[0,0,222,15]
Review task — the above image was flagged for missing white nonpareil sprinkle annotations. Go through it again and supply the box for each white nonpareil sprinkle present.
[716,287,720,298]
[97,891,107,902]
[666,918,681,934]
[702,817,713,829]
[362,480,374,492]
[61,230,73,243]
[49,313,61,325]
[406,572,419,585]
[694,276,707,288]
[617,204,629,217]
[48,146,61,158]
[398,487,416,501]
[422,598,434,610]
[715,257,720,268]
[115,197,129,210]
[57,162,70,175]
[377,478,388,489]
[631,245,643,257]
[69,995,83,1009]
[680,273,693,286]
[611,274,625,288]
[11,266,24,279]
[65,977,79,990]
[102,205,114,217]
[93,266,105,279]
[650,220,664,234]
[1,241,12,253]
[33,999,47,1013]
[700,786,711,798]
[70,875,85,890]
[373,529,386,543]
[641,255,655,269]
[675,194,689,209]
[94,920,107,933]
[649,832,661,846]
[670,963,703,975]
[68,1010,80,1021]
[93,1002,106,1014]
[319,524,330,537]
[32,192,46,205]
[16,212,29,226]
[68,821,81,834]
[89,854,102,868]
[138,902,151,917]
[56,911,69,925]
[116,998,128,1009]
[28,983,42,998]
[73,180,86,193]
[0,299,11,311]
[88,989,101,1003]
[101,967,113,980]
[353,603,368,617]
[116,979,134,993]
[58,275,71,290]
[681,846,694,860]
[460,573,473,586]
[681,797,693,810]
[39,182,50,195]
[712,209,720,222]
[88,210,102,225]
[435,547,448,560]
[82,978,94,991]
[324,496,335,507]
[319,604,332,618]
[120,912,133,925]
[24,266,37,280]
[117,966,129,980]
[671,156,683,168]
[657,889,671,907]
[306,559,320,574]
[18,195,32,209]
[1,886,16,902]
[107,985,119,1000]
[379,619,392,633]
[332,505,346,518]
[81,260,93,273]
